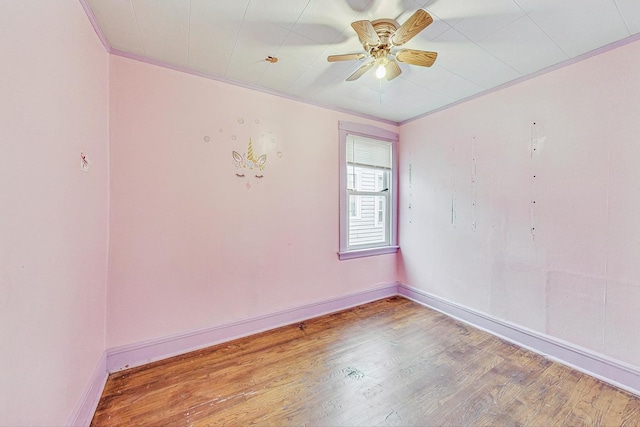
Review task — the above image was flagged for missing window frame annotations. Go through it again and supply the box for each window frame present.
[338,121,399,260]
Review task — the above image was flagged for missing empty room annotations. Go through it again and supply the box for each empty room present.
[3,0,640,425]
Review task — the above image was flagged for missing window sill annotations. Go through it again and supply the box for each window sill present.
[338,245,399,260]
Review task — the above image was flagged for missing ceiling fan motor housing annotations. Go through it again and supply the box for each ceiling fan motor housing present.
[364,19,399,56]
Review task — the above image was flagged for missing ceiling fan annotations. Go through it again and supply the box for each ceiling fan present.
[328,9,438,82]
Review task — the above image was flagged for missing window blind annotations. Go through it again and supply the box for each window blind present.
[346,134,392,170]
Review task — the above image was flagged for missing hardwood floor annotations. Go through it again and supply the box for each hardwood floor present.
[92,297,640,426]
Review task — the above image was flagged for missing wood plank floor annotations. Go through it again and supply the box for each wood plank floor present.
[92,297,640,426]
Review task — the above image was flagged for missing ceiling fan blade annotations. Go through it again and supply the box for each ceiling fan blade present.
[391,9,433,46]
[386,60,402,81]
[396,49,438,67]
[327,53,366,62]
[351,20,381,46]
[346,61,375,81]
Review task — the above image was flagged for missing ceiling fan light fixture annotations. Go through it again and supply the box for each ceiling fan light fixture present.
[375,57,388,79]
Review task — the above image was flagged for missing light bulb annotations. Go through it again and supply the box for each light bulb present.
[375,63,386,79]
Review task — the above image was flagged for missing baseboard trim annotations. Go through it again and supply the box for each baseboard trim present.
[106,283,399,372]
[77,282,640,424]
[398,283,640,396]
[67,351,108,427]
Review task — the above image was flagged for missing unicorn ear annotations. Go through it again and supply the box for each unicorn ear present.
[232,151,243,163]
[257,155,267,167]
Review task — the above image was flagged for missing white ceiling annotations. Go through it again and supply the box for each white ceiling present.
[84,0,640,123]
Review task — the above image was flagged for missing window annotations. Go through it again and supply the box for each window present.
[347,172,360,218]
[349,195,360,219]
[375,196,385,227]
[374,170,385,227]
[339,121,399,260]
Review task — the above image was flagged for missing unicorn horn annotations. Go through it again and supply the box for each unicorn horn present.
[247,138,257,163]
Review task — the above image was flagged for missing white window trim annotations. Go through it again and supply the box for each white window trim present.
[338,121,399,260]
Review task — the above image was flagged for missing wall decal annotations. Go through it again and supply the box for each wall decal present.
[80,152,90,172]
[232,151,243,165]
[201,116,285,189]
[232,138,267,173]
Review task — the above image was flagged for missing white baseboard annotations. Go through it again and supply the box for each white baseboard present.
[106,283,399,372]
[398,283,640,396]
[66,351,108,427]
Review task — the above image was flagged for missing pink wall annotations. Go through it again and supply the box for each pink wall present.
[107,56,398,347]
[398,38,640,368]
[0,1,109,426]
[8,2,639,423]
